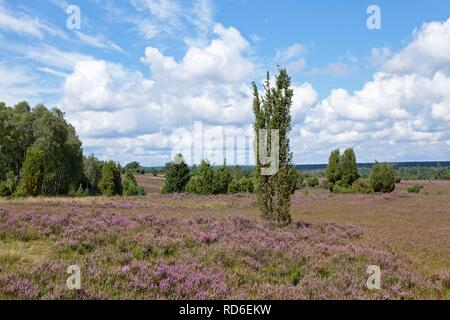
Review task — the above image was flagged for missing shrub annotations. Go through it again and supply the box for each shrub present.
[228,177,255,194]
[227,179,241,194]
[326,149,341,185]
[395,176,402,184]
[213,165,233,194]
[18,148,45,196]
[99,161,122,196]
[306,176,319,188]
[320,180,333,191]
[288,167,299,194]
[407,185,423,193]
[83,154,103,195]
[352,178,374,194]
[0,172,17,197]
[442,170,450,180]
[185,176,202,194]
[333,184,355,194]
[338,148,359,186]
[122,170,139,196]
[161,154,190,194]
[369,161,396,193]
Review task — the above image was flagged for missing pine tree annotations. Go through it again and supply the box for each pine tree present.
[338,148,359,186]
[161,154,190,193]
[253,68,294,225]
[326,149,341,185]
[18,148,45,196]
[99,161,122,196]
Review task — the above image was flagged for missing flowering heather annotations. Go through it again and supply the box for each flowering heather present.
[0,205,448,300]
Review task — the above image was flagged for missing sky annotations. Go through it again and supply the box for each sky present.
[0,0,450,166]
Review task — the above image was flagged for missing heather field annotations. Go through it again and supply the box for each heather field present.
[0,176,448,300]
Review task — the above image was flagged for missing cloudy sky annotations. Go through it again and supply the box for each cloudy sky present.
[1,0,450,166]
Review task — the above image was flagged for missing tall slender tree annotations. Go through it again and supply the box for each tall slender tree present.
[253,68,294,225]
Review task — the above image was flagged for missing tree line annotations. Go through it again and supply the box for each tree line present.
[0,101,144,197]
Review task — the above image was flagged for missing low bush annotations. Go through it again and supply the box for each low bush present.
[369,162,396,193]
[407,185,424,193]
[332,184,355,194]
[306,176,319,188]
[352,178,374,194]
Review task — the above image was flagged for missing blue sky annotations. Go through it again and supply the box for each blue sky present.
[1,0,450,165]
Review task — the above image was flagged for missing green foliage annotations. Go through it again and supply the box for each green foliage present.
[125,161,140,171]
[213,165,233,194]
[332,184,355,194]
[326,149,341,185]
[1,102,84,196]
[151,168,159,176]
[369,162,396,193]
[99,161,122,196]
[185,160,215,195]
[395,176,402,184]
[287,167,299,194]
[306,176,319,188]
[161,155,190,194]
[83,154,103,195]
[17,148,45,196]
[122,170,139,196]
[338,148,359,187]
[407,185,424,193]
[252,69,294,225]
[0,172,17,197]
[228,177,255,194]
[442,170,450,180]
[352,178,374,194]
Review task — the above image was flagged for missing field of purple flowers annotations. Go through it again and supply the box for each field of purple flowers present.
[0,178,449,300]
[0,204,448,299]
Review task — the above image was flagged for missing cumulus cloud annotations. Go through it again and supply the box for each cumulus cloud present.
[295,17,450,163]
[62,24,258,162]
[60,15,450,165]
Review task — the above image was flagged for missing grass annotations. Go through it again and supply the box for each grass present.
[0,176,449,299]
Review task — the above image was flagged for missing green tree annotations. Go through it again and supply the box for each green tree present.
[122,169,139,196]
[338,148,359,186]
[326,149,341,185]
[185,160,215,195]
[253,69,294,224]
[18,148,45,196]
[213,163,233,194]
[83,155,104,194]
[99,161,122,196]
[125,161,141,171]
[369,161,396,193]
[32,106,83,195]
[161,154,190,193]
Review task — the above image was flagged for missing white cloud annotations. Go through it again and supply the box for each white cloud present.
[383,18,450,76]
[61,24,257,163]
[75,31,126,54]
[0,3,65,39]
[295,17,450,163]
[275,43,306,62]
[307,62,352,76]
[141,23,254,83]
